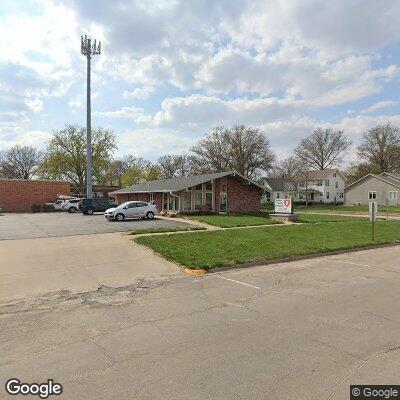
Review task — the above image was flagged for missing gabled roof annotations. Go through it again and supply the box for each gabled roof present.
[109,171,265,195]
[345,174,400,191]
[380,172,400,185]
[260,177,296,192]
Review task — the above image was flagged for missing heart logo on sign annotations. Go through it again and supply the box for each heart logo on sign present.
[283,199,291,207]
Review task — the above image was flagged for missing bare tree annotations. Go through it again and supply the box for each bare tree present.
[105,155,139,187]
[357,123,400,173]
[226,125,275,178]
[271,156,299,180]
[191,125,274,179]
[190,127,230,173]
[0,145,42,179]
[295,128,352,170]
[158,154,192,179]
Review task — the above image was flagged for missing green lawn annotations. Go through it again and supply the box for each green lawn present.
[130,226,205,235]
[296,214,367,223]
[294,204,400,214]
[136,220,400,269]
[185,213,281,228]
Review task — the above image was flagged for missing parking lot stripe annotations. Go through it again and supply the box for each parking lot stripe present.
[323,257,373,268]
[211,275,260,289]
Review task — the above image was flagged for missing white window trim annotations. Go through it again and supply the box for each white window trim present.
[368,191,377,200]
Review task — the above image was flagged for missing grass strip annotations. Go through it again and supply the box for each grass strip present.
[135,220,400,270]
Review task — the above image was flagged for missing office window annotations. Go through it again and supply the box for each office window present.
[183,191,192,211]
[205,192,213,209]
[195,192,202,210]
[368,191,376,200]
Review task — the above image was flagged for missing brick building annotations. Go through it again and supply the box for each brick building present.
[0,179,70,212]
[109,171,264,214]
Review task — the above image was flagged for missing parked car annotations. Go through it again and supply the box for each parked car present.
[79,198,119,215]
[104,201,157,221]
[62,198,81,213]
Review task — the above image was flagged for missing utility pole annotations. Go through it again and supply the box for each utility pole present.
[81,35,101,198]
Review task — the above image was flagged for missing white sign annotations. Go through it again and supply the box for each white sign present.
[369,201,378,222]
[275,198,293,214]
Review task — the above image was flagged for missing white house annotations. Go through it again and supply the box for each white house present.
[262,169,346,204]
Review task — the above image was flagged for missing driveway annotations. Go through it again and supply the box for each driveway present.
[1,246,400,399]
[0,212,191,240]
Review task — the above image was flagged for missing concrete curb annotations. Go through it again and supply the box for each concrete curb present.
[194,242,400,275]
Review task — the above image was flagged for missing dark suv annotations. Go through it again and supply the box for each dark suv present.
[79,198,119,215]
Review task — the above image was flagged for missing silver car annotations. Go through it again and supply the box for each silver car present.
[104,201,157,221]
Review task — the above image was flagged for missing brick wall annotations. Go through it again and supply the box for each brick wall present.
[226,176,261,213]
[0,179,70,212]
[114,193,163,212]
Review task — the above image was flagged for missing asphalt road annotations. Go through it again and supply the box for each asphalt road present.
[1,246,400,400]
[0,213,190,240]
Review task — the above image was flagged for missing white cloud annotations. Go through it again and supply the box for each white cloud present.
[94,106,145,120]
[25,98,44,113]
[123,86,155,99]
[361,101,398,114]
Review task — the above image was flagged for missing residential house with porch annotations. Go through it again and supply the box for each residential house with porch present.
[261,169,346,204]
[109,171,265,214]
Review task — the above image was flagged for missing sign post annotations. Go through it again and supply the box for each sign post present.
[369,201,378,240]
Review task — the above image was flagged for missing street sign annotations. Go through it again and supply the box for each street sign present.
[275,198,293,214]
[369,201,378,222]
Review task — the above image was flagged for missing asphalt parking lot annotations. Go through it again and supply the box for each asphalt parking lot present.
[1,245,400,399]
[0,212,191,240]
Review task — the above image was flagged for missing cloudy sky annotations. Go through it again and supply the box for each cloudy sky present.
[1,0,400,164]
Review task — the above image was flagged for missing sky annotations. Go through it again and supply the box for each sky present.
[1,0,400,165]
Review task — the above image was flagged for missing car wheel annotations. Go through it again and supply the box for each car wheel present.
[68,207,77,213]
[86,208,94,215]
[115,213,125,222]
[146,211,155,219]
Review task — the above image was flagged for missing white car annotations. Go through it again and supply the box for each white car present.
[62,198,81,213]
[104,201,157,221]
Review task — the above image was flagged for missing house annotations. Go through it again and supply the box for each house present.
[109,171,265,214]
[260,178,297,203]
[261,169,346,204]
[344,172,400,206]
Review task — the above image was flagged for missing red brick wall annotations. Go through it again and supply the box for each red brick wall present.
[0,179,70,213]
[114,192,163,212]
[226,176,261,213]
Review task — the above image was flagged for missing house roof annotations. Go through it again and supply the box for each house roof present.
[260,177,296,192]
[109,171,265,195]
[345,174,400,191]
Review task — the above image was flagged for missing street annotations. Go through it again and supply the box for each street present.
[1,245,400,399]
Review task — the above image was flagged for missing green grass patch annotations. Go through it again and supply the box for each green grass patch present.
[294,204,400,214]
[135,220,400,269]
[185,213,281,228]
[296,214,367,223]
[130,226,205,235]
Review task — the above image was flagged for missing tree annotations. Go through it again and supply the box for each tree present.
[0,145,42,179]
[295,128,352,170]
[191,125,275,179]
[357,124,400,173]
[105,155,140,187]
[190,127,230,173]
[158,154,193,179]
[120,158,160,187]
[345,162,381,184]
[270,156,299,180]
[40,124,117,189]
